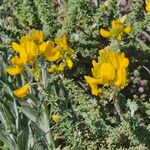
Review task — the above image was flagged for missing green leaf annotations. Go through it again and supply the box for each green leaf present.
[127,99,138,117]
[0,126,18,150]
[19,106,45,131]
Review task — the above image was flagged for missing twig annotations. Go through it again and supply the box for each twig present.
[32,129,51,149]
[143,65,150,74]
[113,92,127,122]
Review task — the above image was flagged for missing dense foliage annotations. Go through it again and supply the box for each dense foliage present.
[0,0,150,149]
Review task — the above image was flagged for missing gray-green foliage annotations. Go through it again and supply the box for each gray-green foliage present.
[0,0,150,149]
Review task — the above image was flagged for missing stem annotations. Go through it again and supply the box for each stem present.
[113,92,126,122]
[43,105,55,150]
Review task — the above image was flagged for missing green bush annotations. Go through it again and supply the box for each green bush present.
[0,0,150,149]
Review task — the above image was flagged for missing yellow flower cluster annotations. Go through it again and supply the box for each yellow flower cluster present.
[6,30,74,98]
[100,18,131,41]
[49,35,74,73]
[6,30,44,75]
[6,30,74,76]
[85,49,129,96]
[146,0,150,13]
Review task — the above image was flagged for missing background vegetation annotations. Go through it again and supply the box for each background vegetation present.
[0,0,150,149]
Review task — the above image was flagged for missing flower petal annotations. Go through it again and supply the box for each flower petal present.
[118,53,129,68]
[58,63,65,71]
[114,69,127,88]
[52,114,61,123]
[11,56,24,65]
[14,83,30,98]
[30,30,45,44]
[12,42,20,52]
[124,26,131,34]
[66,58,73,69]
[6,66,24,75]
[85,76,102,96]
[100,28,110,37]
[45,49,61,61]
[100,63,115,84]
[146,2,150,12]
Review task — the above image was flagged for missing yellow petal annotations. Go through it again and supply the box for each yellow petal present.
[11,56,24,65]
[26,41,38,59]
[111,19,121,27]
[66,48,75,56]
[39,41,50,53]
[118,53,129,68]
[109,52,120,69]
[117,34,122,41]
[55,35,68,47]
[146,2,150,12]
[42,41,54,53]
[49,65,57,73]
[100,63,115,84]
[100,28,110,37]
[124,26,131,34]
[43,41,60,61]
[52,114,61,123]
[12,42,20,52]
[20,35,31,45]
[45,49,61,62]
[66,58,73,69]
[57,63,65,71]
[39,42,47,53]
[19,47,28,64]
[114,69,127,88]
[30,30,45,44]
[55,35,74,56]
[14,83,30,98]
[85,76,102,96]
[92,60,98,68]
[92,63,101,79]
[6,66,24,75]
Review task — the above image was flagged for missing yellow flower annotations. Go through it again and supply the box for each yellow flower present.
[49,63,65,73]
[55,34,68,48]
[55,35,75,56]
[41,41,61,61]
[99,63,115,85]
[6,66,24,75]
[13,83,30,98]
[18,41,38,64]
[100,28,110,37]
[124,26,131,34]
[49,65,57,73]
[66,58,73,69]
[100,18,131,41]
[114,68,127,88]
[57,63,65,71]
[11,56,24,65]
[25,41,38,61]
[30,30,45,45]
[11,42,20,53]
[11,36,39,65]
[85,49,129,95]
[52,114,61,123]
[146,0,150,12]
[85,76,102,96]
